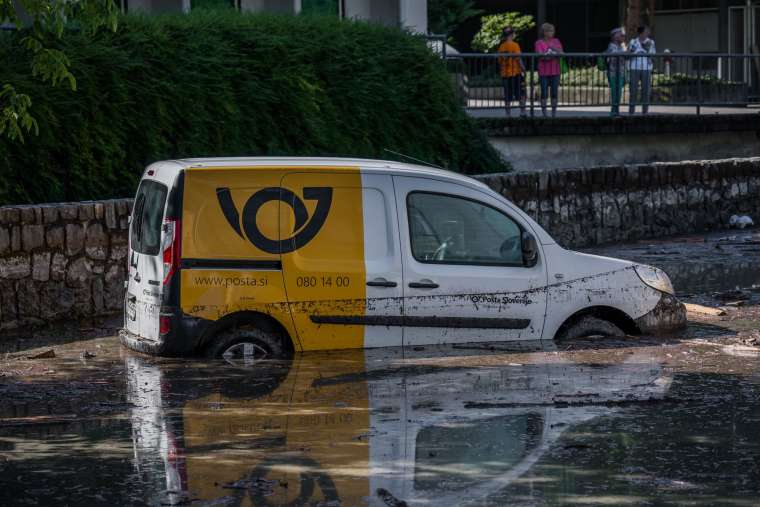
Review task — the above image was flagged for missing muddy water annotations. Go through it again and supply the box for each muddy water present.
[1,340,759,507]
[589,231,760,303]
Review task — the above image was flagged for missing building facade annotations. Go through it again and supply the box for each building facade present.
[123,0,427,33]
[456,1,760,54]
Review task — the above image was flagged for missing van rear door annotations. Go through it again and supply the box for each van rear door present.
[128,179,169,341]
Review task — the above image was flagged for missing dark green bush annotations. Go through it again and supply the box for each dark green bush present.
[0,11,507,205]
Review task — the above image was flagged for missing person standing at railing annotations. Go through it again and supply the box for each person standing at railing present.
[628,26,656,114]
[534,23,563,117]
[605,28,627,117]
[498,27,527,117]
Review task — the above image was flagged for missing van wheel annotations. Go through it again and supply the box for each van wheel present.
[556,316,625,341]
[206,325,288,366]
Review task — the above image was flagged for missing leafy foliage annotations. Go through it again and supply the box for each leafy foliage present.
[0,0,118,141]
[0,11,507,205]
[428,0,483,39]
[472,12,535,53]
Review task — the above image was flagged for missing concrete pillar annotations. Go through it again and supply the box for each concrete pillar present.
[240,0,296,13]
[718,0,729,52]
[344,0,371,20]
[400,0,427,33]
[537,0,546,26]
[128,0,188,13]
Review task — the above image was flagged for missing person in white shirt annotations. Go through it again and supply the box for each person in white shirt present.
[628,26,655,114]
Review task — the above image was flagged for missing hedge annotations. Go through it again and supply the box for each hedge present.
[0,11,507,205]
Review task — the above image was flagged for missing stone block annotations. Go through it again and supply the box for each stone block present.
[110,244,128,261]
[92,278,105,314]
[0,281,17,323]
[39,282,74,320]
[0,207,20,224]
[50,253,67,282]
[0,255,30,279]
[19,206,37,224]
[72,285,92,317]
[118,199,132,215]
[120,216,129,230]
[0,227,9,255]
[94,202,105,220]
[46,226,65,249]
[66,257,92,287]
[104,201,118,229]
[85,223,109,260]
[41,205,59,224]
[78,202,95,221]
[22,224,45,251]
[65,223,84,255]
[60,204,79,221]
[17,280,40,320]
[32,252,51,282]
[11,226,21,252]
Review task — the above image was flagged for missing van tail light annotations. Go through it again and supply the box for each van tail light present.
[159,315,172,335]
[162,218,181,286]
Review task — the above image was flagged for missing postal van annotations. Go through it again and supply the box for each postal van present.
[120,158,686,360]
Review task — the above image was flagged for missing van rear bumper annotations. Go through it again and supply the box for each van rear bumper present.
[119,329,179,356]
[119,310,210,357]
[635,294,687,333]
[119,328,199,357]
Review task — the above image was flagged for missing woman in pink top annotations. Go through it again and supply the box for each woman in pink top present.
[534,23,564,117]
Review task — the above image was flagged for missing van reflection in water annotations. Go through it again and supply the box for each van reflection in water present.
[125,345,671,506]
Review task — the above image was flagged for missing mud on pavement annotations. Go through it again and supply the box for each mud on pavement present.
[0,231,758,506]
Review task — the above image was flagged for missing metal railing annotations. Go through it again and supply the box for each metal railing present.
[445,52,760,115]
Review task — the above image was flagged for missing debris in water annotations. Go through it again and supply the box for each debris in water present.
[729,215,754,229]
[81,350,96,359]
[27,349,55,359]
[377,488,407,507]
[684,303,726,316]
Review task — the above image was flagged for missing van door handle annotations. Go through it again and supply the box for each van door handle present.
[367,278,398,288]
[409,280,439,289]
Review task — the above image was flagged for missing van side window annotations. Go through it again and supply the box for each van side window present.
[407,192,524,266]
[130,180,168,256]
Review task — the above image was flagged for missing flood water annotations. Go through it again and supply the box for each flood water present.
[1,341,760,507]
[2,231,760,506]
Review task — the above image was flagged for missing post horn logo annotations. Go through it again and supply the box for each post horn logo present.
[216,187,333,254]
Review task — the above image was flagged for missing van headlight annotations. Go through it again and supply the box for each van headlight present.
[634,265,675,295]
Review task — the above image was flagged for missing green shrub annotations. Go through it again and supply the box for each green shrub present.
[0,11,507,205]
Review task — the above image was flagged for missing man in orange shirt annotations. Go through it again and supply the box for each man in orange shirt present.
[497,27,526,117]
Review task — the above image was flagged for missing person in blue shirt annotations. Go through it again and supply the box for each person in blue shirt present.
[628,26,656,114]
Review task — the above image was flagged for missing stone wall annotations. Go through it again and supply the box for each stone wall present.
[476,157,760,248]
[0,200,132,331]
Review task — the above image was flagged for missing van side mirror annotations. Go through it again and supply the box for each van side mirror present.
[521,231,538,267]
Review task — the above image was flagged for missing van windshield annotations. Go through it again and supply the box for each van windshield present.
[131,180,168,256]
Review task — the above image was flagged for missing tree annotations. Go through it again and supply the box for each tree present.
[0,0,118,141]
[427,0,482,40]
[471,12,535,53]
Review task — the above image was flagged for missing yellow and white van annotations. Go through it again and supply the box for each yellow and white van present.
[120,157,685,359]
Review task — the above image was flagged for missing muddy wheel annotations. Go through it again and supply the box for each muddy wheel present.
[205,325,288,366]
[556,316,626,341]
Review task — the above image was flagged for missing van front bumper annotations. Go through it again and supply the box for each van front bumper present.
[635,294,687,334]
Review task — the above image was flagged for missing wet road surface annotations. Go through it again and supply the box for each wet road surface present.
[1,231,760,506]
